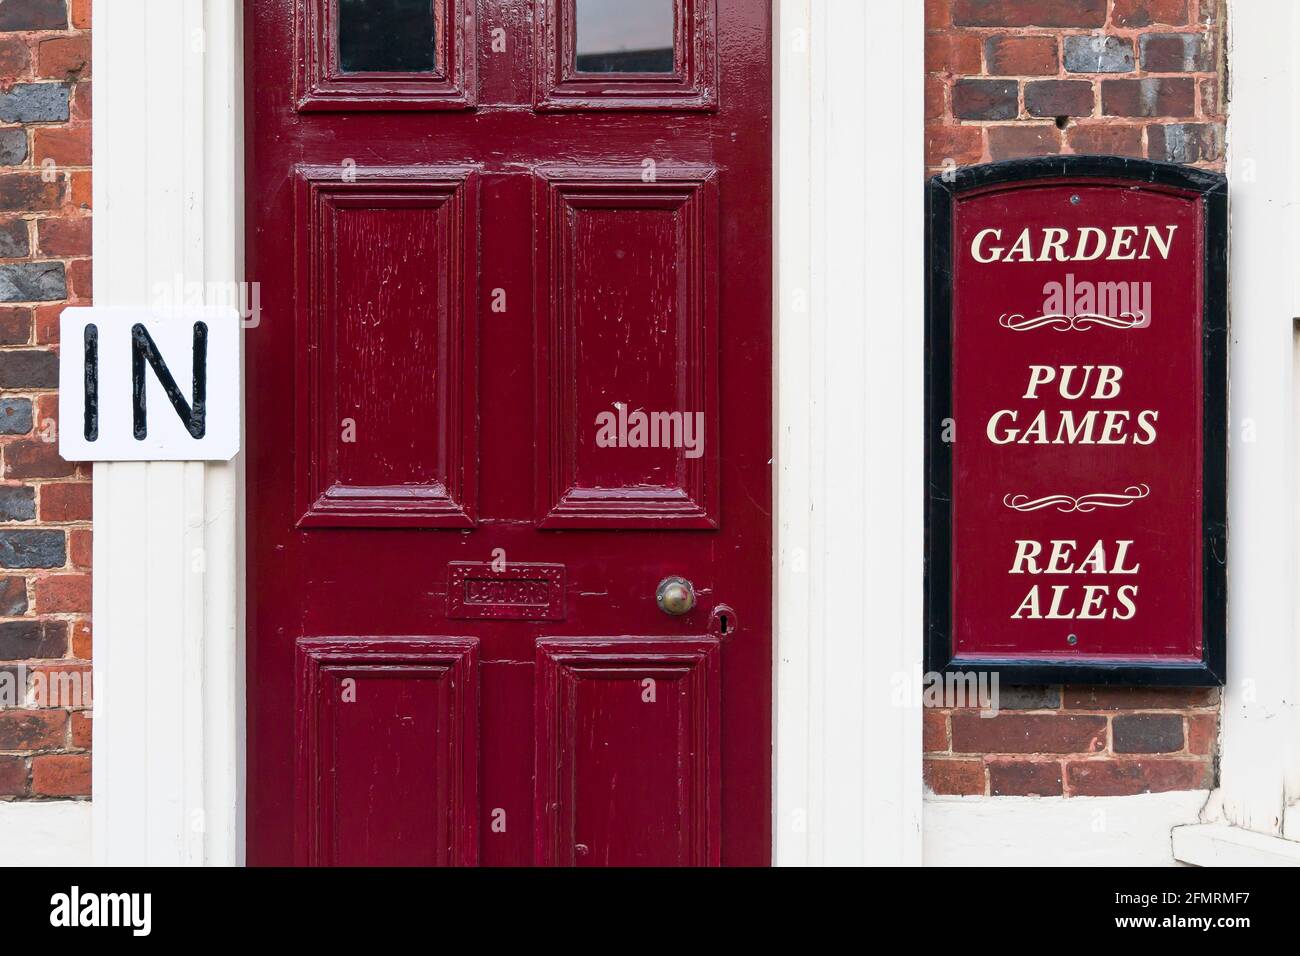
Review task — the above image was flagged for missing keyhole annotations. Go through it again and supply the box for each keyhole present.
[710,605,737,637]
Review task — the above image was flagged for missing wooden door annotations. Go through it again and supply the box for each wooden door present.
[246,0,772,866]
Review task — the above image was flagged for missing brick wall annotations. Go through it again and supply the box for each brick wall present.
[923,0,1225,797]
[0,0,92,801]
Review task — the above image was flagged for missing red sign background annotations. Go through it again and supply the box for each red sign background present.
[950,180,1204,662]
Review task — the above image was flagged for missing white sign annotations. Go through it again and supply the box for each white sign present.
[59,307,240,462]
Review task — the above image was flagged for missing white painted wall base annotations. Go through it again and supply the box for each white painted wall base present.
[0,802,92,866]
[924,792,1209,866]
[1173,822,1300,866]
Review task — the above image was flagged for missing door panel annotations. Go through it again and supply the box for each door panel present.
[248,0,772,867]
[294,166,478,527]
[295,637,479,866]
[535,637,720,867]
[534,167,718,527]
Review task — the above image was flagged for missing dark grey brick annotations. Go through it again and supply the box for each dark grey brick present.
[0,128,27,166]
[0,398,31,435]
[0,219,29,258]
[1148,123,1223,164]
[0,349,57,388]
[0,530,65,569]
[997,685,1062,710]
[0,0,68,31]
[0,486,35,522]
[952,79,1019,121]
[0,577,27,616]
[0,84,70,124]
[1064,35,1135,73]
[0,262,66,302]
[1140,33,1212,72]
[1113,713,1185,753]
[0,620,66,661]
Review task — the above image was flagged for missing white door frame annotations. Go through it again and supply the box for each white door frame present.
[91,0,243,866]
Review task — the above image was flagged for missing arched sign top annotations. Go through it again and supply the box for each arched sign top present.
[926,156,1227,686]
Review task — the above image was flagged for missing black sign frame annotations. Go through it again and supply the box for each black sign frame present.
[924,156,1227,687]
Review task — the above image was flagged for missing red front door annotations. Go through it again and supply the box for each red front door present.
[246,0,771,866]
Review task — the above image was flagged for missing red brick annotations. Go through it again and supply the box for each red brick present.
[0,36,30,84]
[68,529,90,569]
[34,391,56,427]
[988,124,1061,160]
[33,126,90,168]
[953,0,1106,28]
[923,710,949,752]
[952,712,1106,754]
[0,709,66,750]
[68,256,90,299]
[70,711,91,749]
[1063,686,1218,709]
[0,172,65,212]
[0,754,25,795]
[31,753,90,797]
[1188,714,1217,755]
[33,302,59,343]
[71,79,90,122]
[924,758,985,795]
[70,618,90,659]
[984,35,1058,76]
[988,759,1063,796]
[34,573,90,614]
[926,124,984,166]
[1066,122,1145,157]
[1111,0,1188,28]
[1101,77,1195,117]
[926,33,982,75]
[36,37,90,81]
[1200,78,1221,118]
[1067,759,1211,795]
[925,75,946,121]
[4,440,76,479]
[0,306,32,345]
[38,482,91,522]
[926,0,952,30]
[68,169,90,209]
[26,663,91,707]
[71,0,91,31]
[37,216,90,257]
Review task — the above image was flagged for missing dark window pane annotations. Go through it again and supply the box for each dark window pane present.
[338,0,437,74]
[575,0,675,74]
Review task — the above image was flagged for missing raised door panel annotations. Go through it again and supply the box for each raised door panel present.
[295,166,478,527]
[535,636,721,866]
[534,167,719,528]
[295,637,479,866]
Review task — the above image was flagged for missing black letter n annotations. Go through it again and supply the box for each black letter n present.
[131,322,207,440]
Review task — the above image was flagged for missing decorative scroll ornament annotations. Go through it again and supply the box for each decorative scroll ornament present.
[998,312,1144,331]
[1002,484,1150,514]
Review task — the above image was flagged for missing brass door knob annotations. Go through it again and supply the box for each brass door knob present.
[656,576,696,616]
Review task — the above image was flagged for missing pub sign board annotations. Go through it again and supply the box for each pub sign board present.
[925,157,1226,686]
